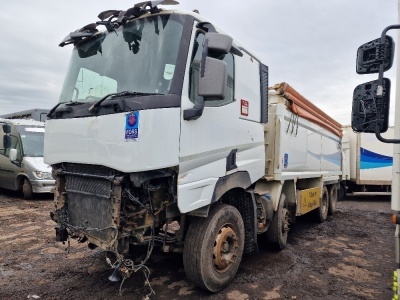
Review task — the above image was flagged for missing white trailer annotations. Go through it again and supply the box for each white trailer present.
[342,126,393,195]
[0,109,49,122]
[34,1,342,294]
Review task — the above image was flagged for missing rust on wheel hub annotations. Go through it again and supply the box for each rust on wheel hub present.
[213,225,239,272]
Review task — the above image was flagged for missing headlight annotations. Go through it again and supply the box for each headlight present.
[34,171,53,180]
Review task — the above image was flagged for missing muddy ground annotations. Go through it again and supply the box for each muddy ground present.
[0,190,396,300]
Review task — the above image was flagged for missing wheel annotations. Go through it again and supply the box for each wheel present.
[183,203,244,292]
[266,193,289,250]
[312,186,328,223]
[328,184,338,215]
[22,178,33,200]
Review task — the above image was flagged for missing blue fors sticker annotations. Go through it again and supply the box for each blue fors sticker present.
[125,111,139,141]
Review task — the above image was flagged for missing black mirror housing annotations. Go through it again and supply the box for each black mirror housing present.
[351,78,391,133]
[356,36,394,74]
[3,135,11,149]
[2,124,11,134]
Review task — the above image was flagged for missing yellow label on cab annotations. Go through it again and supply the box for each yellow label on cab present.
[299,187,321,215]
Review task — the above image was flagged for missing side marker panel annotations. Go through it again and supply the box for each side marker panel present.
[298,187,321,215]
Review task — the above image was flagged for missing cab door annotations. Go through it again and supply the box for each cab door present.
[0,130,21,191]
[177,29,265,213]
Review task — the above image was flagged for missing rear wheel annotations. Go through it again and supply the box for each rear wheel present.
[22,178,33,200]
[312,186,328,223]
[266,193,289,250]
[328,184,338,215]
[338,182,346,200]
[183,203,244,292]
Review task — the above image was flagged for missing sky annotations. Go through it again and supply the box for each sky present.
[0,0,398,125]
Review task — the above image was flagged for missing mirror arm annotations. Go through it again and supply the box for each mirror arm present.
[373,25,400,143]
[377,25,400,93]
[200,39,209,78]
[375,115,400,144]
[183,100,205,121]
[183,38,209,121]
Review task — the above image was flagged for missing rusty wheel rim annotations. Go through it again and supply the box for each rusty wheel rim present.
[213,224,239,272]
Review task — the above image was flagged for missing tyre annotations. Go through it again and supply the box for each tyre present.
[328,184,338,215]
[22,178,33,200]
[312,186,328,223]
[183,203,244,292]
[266,193,289,250]
[338,182,346,201]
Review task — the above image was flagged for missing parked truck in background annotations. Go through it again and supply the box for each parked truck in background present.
[0,109,50,122]
[34,1,342,294]
[0,119,55,199]
[341,126,393,196]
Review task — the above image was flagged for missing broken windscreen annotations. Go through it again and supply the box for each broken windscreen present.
[59,14,185,104]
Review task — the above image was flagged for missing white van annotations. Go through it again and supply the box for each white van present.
[0,118,55,199]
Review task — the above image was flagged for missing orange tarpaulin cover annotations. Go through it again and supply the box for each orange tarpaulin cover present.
[270,82,343,138]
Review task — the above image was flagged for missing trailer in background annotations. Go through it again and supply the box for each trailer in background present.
[0,109,49,122]
[342,126,393,196]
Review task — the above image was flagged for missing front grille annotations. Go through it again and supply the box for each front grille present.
[63,164,118,243]
[66,175,111,198]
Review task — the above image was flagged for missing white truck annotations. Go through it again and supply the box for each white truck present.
[341,126,393,196]
[0,119,55,199]
[39,1,342,293]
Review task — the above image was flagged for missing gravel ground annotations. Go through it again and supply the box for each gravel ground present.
[0,190,395,300]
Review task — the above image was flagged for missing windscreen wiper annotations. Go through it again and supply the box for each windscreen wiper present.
[88,91,163,114]
[47,101,86,119]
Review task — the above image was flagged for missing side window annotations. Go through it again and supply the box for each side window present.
[189,32,235,107]
[4,135,20,158]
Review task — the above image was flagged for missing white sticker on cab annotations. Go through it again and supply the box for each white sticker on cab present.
[164,64,175,80]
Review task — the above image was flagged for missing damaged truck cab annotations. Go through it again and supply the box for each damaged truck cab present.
[46,1,342,293]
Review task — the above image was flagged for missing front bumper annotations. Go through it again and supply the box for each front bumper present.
[31,179,55,193]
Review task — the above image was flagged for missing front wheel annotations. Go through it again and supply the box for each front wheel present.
[183,203,244,292]
[22,178,33,200]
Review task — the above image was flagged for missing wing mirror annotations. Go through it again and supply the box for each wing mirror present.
[356,36,394,74]
[353,25,400,143]
[3,135,11,149]
[198,57,227,99]
[356,35,394,74]
[206,32,233,55]
[351,78,391,133]
[3,124,11,134]
[198,32,231,100]
[184,32,232,121]
[9,148,17,162]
